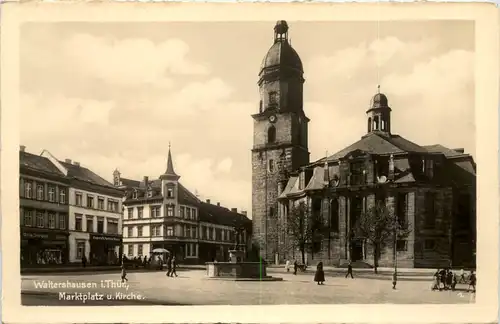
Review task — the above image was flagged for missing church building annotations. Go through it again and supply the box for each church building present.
[251,20,476,268]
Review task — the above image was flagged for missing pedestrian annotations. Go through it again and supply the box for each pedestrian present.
[121,264,128,283]
[459,268,466,283]
[285,259,290,273]
[82,255,87,268]
[314,262,325,285]
[345,260,354,279]
[439,268,447,290]
[392,270,397,289]
[293,260,298,275]
[468,270,476,293]
[446,270,453,290]
[451,273,457,291]
[166,256,172,276]
[170,256,178,277]
[431,269,440,291]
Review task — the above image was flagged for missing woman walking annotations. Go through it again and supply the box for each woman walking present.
[314,262,325,285]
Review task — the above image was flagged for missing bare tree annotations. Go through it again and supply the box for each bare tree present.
[354,200,411,273]
[285,202,326,264]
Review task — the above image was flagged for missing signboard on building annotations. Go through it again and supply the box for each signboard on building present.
[90,234,122,243]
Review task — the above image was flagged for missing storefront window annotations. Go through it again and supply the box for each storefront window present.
[76,241,85,259]
[24,181,32,198]
[48,186,55,202]
[24,210,33,226]
[36,211,44,228]
[48,213,56,229]
[75,214,83,231]
[37,185,44,200]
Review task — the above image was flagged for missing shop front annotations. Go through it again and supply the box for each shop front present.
[89,234,122,265]
[20,228,69,267]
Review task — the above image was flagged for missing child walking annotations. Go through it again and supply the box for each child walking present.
[121,264,128,283]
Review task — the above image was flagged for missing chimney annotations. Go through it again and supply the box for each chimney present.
[242,210,247,216]
[73,161,80,166]
[453,148,465,154]
[65,159,72,164]
[206,199,211,204]
[143,176,149,186]
[19,145,26,152]
[231,208,237,213]
[217,202,220,206]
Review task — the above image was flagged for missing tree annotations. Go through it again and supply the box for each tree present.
[354,200,411,273]
[285,202,326,264]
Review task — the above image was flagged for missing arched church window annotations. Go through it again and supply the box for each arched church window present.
[381,119,385,131]
[373,116,379,131]
[368,117,372,132]
[268,159,274,173]
[268,126,276,144]
[259,100,263,113]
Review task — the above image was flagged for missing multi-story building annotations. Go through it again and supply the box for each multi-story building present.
[19,146,70,267]
[40,151,124,265]
[252,21,476,268]
[116,146,252,264]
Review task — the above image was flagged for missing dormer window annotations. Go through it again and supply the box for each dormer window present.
[132,190,138,199]
[147,190,153,198]
[425,159,434,178]
[167,188,174,198]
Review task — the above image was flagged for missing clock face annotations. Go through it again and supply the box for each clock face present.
[269,115,277,123]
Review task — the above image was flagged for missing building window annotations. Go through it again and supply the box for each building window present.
[108,220,119,234]
[37,185,44,200]
[267,126,276,144]
[138,207,143,219]
[128,227,133,237]
[148,190,153,198]
[97,218,104,233]
[268,159,274,172]
[425,159,434,178]
[59,190,66,204]
[166,226,174,236]
[268,91,277,106]
[425,192,436,228]
[127,208,134,219]
[330,198,339,232]
[132,190,138,199]
[192,226,197,238]
[24,181,32,198]
[186,243,197,257]
[396,192,408,227]
[185,226,191,238]
[138,244,143,256]
[127,244,133,256]
[167,188,174,198]
[186,208,191,219]
[59,214,66,229]
[87,195,94,209]
[76,193,83,206]
[167,205,174,217]
[48,213,55,228]
[151,206,161,218]
[24,209,33,226]
[180,206,185,218]
[35,211,44,227]
[192,209,197,220]
[86,217,93,232]
[75,214,82,231]
[76,241,85,259]
[424,239,436,250]
[98,198,105,210]
[396,240,407,252]
[137,226,143,237]
[48,187,56,202]
[349,161,365,186]
[107,200,118,212]
[299,172,305,190]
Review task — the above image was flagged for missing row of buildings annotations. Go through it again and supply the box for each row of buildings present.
[19,145,251,268]
[251,21,476,268]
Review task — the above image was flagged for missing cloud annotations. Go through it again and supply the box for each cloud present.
[216,158,233,173]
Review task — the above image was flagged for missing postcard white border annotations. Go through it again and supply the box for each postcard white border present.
[1,2,498,323]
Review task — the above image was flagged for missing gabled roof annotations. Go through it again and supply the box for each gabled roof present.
[20,151,65,176]
[322,132,427,163]
[279,176,298,199]
[423,144,465,158]
[304,166,326,191]
[120,178,141,188]
[59,161,115,189]
[197,201,251,228]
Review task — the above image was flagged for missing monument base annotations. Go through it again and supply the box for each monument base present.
[205,262,283,281]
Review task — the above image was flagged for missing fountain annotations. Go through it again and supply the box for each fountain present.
[205,226,282,281]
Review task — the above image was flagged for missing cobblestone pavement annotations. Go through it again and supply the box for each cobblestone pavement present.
[22,270,475,305]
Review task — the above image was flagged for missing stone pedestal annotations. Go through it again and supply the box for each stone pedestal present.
[229,250,245,263]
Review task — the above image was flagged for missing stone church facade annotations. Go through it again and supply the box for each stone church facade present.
[251,21,476,268]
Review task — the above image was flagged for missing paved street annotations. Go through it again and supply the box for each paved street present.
[22,270,475,305]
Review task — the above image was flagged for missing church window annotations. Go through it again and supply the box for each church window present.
[269,206,275,218]
[330,198,339,232]
[373,116,379,131]
[259,100,263,113]
[368,117,372,132]
[268,159,274,173]
[268,92,277,106]
[268,126,276,144]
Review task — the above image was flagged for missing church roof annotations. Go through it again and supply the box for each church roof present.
[260,40,303,73]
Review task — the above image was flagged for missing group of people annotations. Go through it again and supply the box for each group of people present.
[119,254,179,283]
[431,268,476,292]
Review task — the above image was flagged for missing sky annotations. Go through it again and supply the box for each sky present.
[20,20,475,217]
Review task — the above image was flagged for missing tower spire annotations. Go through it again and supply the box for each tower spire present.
[160,143,180,181]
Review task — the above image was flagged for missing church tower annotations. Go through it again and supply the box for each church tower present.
[366,86,392,135]
[251,20,310,261]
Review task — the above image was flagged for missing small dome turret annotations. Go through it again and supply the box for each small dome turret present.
[366,86,392,135]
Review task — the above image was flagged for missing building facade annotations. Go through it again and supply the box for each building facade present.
[252,21,476,268]
[117,146,252,264]
[40,151,124,265]
[19,146,70,267]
